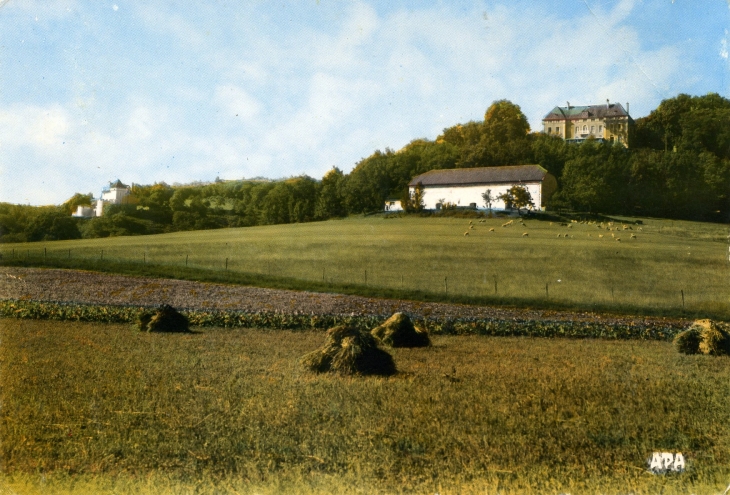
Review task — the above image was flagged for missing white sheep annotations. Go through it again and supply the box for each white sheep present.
[489,227,495,232]
[522,232,529,237]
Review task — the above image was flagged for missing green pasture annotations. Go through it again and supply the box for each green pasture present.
[2,319,730,494]
[2,215,729,318]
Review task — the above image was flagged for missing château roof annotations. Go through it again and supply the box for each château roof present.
[109,179,129,189]
[543,103,630,121]
[409,165,549,187]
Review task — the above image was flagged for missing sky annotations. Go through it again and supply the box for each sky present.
[1,0,728,206]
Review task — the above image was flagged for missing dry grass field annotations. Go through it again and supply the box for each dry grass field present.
[2,215,728,319]
[2,318,729,494]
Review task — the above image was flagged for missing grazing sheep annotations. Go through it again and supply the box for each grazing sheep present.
[522,232,528,237]
[557,234,561,237]
[489,227,495,232]
[469,225,474,230]
[611,233,615,238]
[463,231,470,236]
[567,224,573,228]
[469,220,473,225]
[615,237,621,242]
[588,234,592,237]
[630,234,636,239]
[598,234,604,238]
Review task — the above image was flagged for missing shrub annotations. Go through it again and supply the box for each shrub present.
[301,325,396,376]
[139,304,190,333]
[371,313,430,348]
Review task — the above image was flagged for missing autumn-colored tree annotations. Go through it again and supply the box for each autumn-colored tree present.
[483,100,531,144]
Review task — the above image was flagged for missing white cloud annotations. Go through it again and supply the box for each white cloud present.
[214,85,262,121]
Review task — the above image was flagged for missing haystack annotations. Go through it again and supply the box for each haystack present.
[696,319,729,356]
[302,325,396,376]
[371,313,430,348]
[673,327,701,355]
[138,304,190,333]
[675,319,729,356]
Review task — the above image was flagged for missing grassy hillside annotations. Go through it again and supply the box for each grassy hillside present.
[2,215,728,319]
[2,319,729,494]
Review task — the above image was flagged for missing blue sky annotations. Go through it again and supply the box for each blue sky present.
[1,0,728,205]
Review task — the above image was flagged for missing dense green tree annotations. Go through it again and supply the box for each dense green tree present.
[25,209,81,241]
[315,167,346,219]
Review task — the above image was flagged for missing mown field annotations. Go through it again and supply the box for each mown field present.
[2,215,729,319]
[2,319,730,494]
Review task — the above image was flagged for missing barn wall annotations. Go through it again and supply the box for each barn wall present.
[411,182,544,210]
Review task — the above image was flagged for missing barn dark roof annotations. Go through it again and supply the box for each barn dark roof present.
[543,103,629,121]
[409,165,549,187]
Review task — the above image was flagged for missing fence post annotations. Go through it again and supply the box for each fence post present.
[365,270,367,286]
[681,289,685,309]
[225,258,228,271]
[186,254,188,267]
[493,275,497,295]
[445,276,448,296]
[545,282,549,299]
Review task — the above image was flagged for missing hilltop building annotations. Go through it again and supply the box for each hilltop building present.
[542,101,633,147]
[408,165,557,211]
[71,180,131,218]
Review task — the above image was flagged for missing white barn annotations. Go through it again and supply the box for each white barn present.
[408,165,557,211]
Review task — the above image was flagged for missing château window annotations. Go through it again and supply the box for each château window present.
[598,125,603,133]
[591,126,595,133]
[548,127,552,134]
[583,125,587,133]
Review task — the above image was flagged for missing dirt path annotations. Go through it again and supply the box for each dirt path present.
[1,267,687,326]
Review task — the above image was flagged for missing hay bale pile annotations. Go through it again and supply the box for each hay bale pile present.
[674,319,729,355]
[138,304,190,333]
[302,325,396,376]
[371,313,430,348]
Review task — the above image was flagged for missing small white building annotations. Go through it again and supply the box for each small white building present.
[72,205,95,218]
[384,199,403,212]
[408,165,557,211]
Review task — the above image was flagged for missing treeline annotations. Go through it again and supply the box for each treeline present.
[1,93,728,243]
